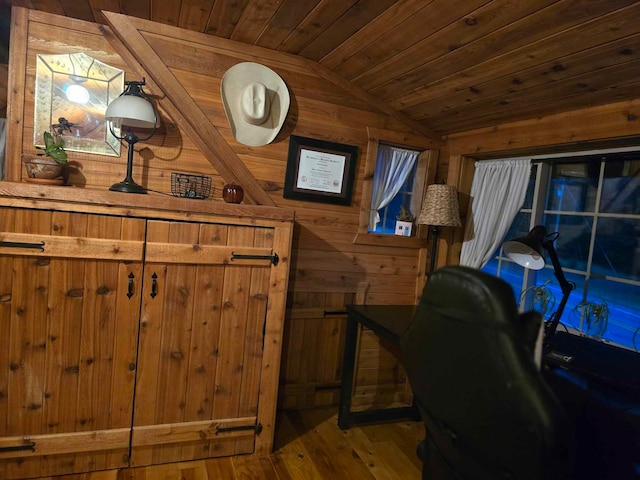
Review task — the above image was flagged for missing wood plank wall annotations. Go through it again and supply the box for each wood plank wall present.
[6,7,638,414]
[4,8,425,412]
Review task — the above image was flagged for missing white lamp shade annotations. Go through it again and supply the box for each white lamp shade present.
[502,240,546,270]
[105,95,156,128]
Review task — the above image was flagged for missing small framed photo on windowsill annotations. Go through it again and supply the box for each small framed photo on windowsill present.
[283,135,358,206]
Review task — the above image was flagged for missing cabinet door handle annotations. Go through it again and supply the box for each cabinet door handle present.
[150,272,158,298]
[127,272,135,299]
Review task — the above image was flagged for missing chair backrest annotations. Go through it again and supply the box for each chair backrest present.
[400,265,572,480]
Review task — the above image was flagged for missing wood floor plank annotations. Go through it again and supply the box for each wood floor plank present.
[289,409,375,480]
[43,407,425,480]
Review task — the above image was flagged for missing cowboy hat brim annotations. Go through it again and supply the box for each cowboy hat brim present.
[221,62,290,147]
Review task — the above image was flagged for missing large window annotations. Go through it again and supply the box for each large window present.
[483,151,640,351]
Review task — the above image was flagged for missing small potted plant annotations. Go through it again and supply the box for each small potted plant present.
[395,205,415,236]
[519,280,556,318]
[573,300,609,339]
[23,131,68,181]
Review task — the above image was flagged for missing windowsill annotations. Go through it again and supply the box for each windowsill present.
[353,232,428,249]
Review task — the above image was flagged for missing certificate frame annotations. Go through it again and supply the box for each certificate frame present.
[283,135,358,205]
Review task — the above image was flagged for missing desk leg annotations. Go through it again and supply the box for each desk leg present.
[338,315,359,430]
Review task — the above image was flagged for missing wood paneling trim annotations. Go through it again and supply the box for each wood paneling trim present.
[0,182,294,222]
[102,11,274,206]
[445,99,640,156]
[0,428,130,458]
[0,232,144,260]
[254,219,294,456]
[131,417,258,447]
[5,7,29,182]
[144,243,275,266]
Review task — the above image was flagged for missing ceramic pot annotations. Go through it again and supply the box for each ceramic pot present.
[23,157,63,180]
[222,183,244,203]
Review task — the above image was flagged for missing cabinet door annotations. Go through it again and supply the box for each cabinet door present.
[131,220,273,466]
[0,207,145,479]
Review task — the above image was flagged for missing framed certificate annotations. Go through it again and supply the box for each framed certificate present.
[283,135,358,205]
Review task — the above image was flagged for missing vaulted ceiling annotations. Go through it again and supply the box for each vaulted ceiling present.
[2,0,640,137]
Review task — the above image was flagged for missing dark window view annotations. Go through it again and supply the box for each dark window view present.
[484,152,640,351]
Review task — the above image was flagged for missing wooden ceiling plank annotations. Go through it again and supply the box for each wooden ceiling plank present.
[230,0,281,44]
[428,59,640,127]
[4,0,33,8]
[121,0,150,20]
[101,10,275,205]
[253,0,322,50]
[404,34,640,120]
[57,0,94,22]
[390,2,640,111]
[150,0,181,28]
[369,0,638,101]
[319,0,433,70]
[336,0,490,81]
[436,81,640,134]
[178,0,216,33]
[277,0,357,55]
[298,0,397,62]
[31,0,65,17]
[203,0,249,37]
[88,0,121,25]
[353,0,557,91]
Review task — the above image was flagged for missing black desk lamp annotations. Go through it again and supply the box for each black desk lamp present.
[104,79,157,194]
[503,225,575,338]
[416,184,462,273]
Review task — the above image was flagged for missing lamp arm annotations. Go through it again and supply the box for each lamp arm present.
[542,238,575,339]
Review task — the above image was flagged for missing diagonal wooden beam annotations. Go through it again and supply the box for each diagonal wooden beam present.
[102,11,275,206]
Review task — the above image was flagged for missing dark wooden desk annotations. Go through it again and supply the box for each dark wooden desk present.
[338,304,421,430]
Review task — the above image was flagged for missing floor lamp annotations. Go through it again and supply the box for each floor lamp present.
[105,80,157,194]
[416,184,462,274]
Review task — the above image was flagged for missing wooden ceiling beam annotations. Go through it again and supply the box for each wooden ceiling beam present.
[102,10,275,206]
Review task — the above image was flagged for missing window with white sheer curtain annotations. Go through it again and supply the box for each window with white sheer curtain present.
[368,144,421,233]
[460,158,532,268]
[484,152,640,352]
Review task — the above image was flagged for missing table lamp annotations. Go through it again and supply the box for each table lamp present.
[416,184,462,273]
[503,225,575,338]
[105,79,156,194]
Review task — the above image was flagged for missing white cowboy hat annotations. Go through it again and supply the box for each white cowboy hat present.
[221,62,290,147]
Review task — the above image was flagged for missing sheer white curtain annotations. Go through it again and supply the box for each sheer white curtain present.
[460,158,531,268]
[369,145,420,230]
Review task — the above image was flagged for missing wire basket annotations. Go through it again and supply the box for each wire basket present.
[171,173,212,199]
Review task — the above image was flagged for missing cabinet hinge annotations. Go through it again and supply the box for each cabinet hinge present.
[231,251,279,266]
[0,441,36,453]
[215,422,263,435]
[0,241,45,251]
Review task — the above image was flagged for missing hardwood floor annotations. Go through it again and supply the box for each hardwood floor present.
[43,408,425,480]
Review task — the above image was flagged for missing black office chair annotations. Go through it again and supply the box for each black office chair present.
[400,266,573,480]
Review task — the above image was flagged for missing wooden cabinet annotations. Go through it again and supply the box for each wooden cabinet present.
[0,183,293,479]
